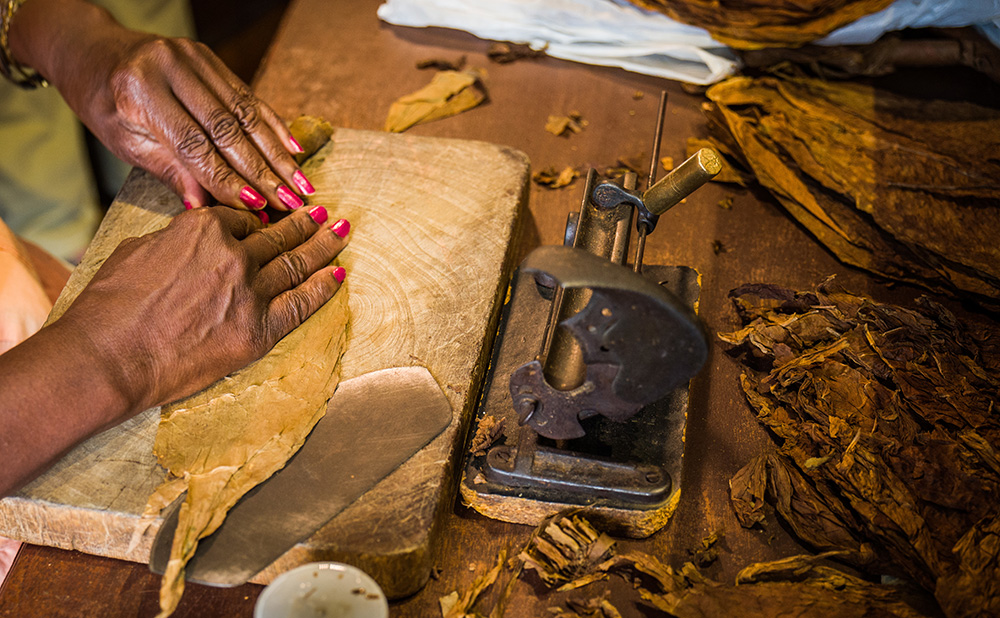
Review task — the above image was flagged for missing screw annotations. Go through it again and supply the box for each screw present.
[515,396,539,423]
[644,470,662,484]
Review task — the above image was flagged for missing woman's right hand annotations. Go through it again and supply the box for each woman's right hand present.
[61,205,352,414]
[0,205,351,496]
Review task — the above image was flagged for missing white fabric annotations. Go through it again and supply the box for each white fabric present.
[377,0,738,84]
[378,0,1000,84]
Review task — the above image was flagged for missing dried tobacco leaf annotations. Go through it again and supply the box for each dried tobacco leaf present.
[533,166,580,189]
[385,69,488,133]
[545,112,587,137]
[722,280,1000,615]
[487,42,546,64]
[417,56,467,71]
[148,289,350,618]
[470,415,505,457]
[518,512,616,590]
[441,550,507,618]
[625,0,893,49]
[702,76,1000,307]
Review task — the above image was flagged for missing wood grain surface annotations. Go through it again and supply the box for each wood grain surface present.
[1,0,986,616]
[0,128,527,597]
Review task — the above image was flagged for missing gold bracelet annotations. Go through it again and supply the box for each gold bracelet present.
[0,0,48,88]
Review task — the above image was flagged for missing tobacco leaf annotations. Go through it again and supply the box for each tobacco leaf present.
[470,415,505,457]
[385,69,488,133]
[441,550,507,618]
[417,56,467,71]
[545,112,587,137]
[625,0,894,49]
[532,166,580,190]
[702,76,1000,308]
[722,280,1000,615]
[148,288,350,617]
[487,42,546,64]
[518,512,616,590]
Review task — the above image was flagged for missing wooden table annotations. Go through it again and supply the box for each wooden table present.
[0,1,956,615]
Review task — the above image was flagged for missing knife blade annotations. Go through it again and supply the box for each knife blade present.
[148,365,451,586]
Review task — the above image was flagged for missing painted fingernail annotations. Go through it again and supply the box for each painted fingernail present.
[183,199,193,211]
[308,205,328,225]
[293,170,315,195]
[330,219,351,238]
[256,210,269,225]
[288,136,304,154]
[277,185,304,210]
[240,186,267,210]
[332,266,346,283]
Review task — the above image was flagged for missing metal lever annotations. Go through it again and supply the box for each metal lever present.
[509,246,708,440]
[592,148,723,235]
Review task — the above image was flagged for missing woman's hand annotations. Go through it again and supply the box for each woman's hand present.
[0,205,351,495]
[63,205,350,412]
[8,0,314,212]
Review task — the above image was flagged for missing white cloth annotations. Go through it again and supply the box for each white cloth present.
[378,0,1000,84]
[378,0,738,84]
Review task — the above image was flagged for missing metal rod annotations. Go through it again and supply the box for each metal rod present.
[647,90,668,192]
[635,90,667,273]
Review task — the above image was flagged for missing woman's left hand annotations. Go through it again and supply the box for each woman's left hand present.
[8,0,315,213]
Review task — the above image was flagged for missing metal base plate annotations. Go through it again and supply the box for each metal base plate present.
[460,264,700,537]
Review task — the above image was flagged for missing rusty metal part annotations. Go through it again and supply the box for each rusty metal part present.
[511,246,707,439]
[542,172,635,392]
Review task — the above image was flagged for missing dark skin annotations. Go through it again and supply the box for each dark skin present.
[0,1,352,496]
[8,0,312,211]
[0,206,350,497]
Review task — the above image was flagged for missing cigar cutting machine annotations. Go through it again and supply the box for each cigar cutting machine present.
[462,96,721,536]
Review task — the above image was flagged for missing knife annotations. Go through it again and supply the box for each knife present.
[149,365,452,586]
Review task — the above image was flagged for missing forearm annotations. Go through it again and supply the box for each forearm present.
[7,0,137,103]
[0,318,134,497]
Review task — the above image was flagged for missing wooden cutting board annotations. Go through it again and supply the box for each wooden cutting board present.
[0,128,528,598]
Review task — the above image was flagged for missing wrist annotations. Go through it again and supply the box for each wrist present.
[8,0,133,93]
[42,312,150,421]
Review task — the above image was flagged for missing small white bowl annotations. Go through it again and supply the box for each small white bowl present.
[254,562,389,618]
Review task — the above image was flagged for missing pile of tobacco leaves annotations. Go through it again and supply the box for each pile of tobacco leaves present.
[626,0,893,49]
[697,74,1000,310]
[442,511,940,617]
[721,280,1000,617]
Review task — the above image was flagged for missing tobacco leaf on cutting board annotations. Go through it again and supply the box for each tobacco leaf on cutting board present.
[624,0,893,49]
[385,68,488,133]
[721,280,1000,617]
[142,118,350,618]
[699,75,1000,309]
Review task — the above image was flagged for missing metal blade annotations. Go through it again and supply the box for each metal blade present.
[148,366,451,586]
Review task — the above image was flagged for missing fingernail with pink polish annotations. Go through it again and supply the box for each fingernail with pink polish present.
[183,199,194,211]
[256,210,270,225]
[331,219,351,238]
[308,205,328,225]
[277,185,304,210]
[240,186,267,210]
[332,267,346,283]
[293,171,315,195]
[288,136,304,154]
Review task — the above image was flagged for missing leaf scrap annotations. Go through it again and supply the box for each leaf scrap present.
[518,512,616,591]
[545,112,587,137]
[470,415,505,457]
[532,166,580,190]
[487,42,546,64]
[385,69,488,133]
